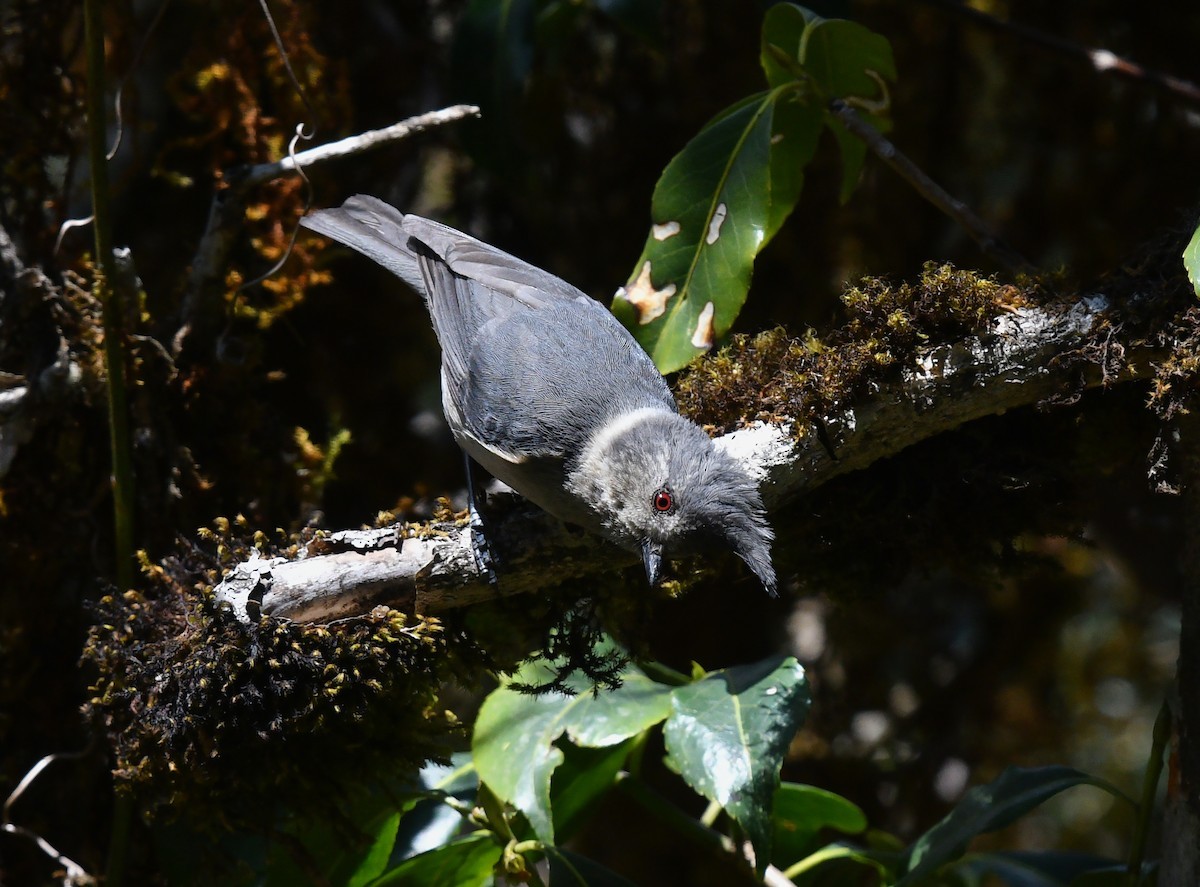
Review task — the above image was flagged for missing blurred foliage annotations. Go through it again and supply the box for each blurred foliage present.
[0,0,1196,883]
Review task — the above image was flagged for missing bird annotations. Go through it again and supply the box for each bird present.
[300,195,776,594]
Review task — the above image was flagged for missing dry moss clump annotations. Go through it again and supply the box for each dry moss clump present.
[675,263,1032,432]
[82,538,487,826]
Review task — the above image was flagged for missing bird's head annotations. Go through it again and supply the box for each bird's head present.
[569,411,776,595]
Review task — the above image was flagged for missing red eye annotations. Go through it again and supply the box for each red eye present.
[652,488,674,513]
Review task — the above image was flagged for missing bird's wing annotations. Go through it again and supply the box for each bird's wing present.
[303,195,677,463]
[400,215,591,308]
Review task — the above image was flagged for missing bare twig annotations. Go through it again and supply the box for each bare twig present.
[173,105,481,358]
[829,99,1034,275]
[240,105,481,191]
[917,0,1200,106]
[3,749,96,886]
[215,291,1150,623]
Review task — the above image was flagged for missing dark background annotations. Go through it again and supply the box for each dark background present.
[1,0,1195,882]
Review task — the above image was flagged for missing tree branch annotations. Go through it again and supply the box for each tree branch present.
[172,105,481,358]
[915,0,1200,106]
[829,100,1033,275]
[215,289,1153,623]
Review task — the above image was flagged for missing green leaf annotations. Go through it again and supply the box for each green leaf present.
[898,766,1128,885]
[368,832,498,887]
[662,655,811,875]
[392,755,480,862]
[546,846,640,886]
[766,94,823,241]
[800,16,896,100]
[759,4,895,202]
[760,3,812,89]
[951,851,1126,887]
[613,91,777,373]
[551,739,635,841]
[262,787,413,887]
[472,659,674,843]
[760,5,896,100]
[771,782,867,868]
[1185,220,1200,297]
[617,4,898,371]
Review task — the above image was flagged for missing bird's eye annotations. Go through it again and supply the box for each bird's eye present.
[652,487,674,514]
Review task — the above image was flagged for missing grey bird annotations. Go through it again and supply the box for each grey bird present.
[300,195,776,594]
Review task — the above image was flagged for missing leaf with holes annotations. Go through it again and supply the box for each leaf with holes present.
[613,90,780,373]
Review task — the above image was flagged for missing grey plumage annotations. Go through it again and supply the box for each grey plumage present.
[300,195,776,594]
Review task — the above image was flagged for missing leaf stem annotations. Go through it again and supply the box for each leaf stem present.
[828,98,1034,276]
[84,0,135,592]
[1127,697,1172,884]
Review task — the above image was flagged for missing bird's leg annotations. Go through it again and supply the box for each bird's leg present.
[464,453,498,585]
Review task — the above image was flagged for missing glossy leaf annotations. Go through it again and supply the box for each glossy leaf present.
[662,655,811,875]
[800,18,896,100]
[392,754,480,862]
[897,766,1127,885]
[368,832,498,887]
[771,782,868,868]
[618,4,896,371]
[1185,220,1200,297]
[472,658,673,843]
[613,91,776,372]
[760,2,810,89]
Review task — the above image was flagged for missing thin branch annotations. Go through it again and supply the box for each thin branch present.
[3,748,96,886]
[215,290,1150,623]
[173,105,481,358]
[829,99,1034,275]
[85,0,135,592]
[917,0,1200,106]
[240,105,481,190]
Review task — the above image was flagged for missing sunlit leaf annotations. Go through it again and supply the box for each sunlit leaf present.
[662,655,811,875]
[1184,220,1200,297]
[367,832,498,887]
[472,658,673,843]
[613,91,776,373]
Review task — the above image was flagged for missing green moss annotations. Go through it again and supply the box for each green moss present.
[82,522,476,826]
[82,514,659,826]
[675,263,1034,433]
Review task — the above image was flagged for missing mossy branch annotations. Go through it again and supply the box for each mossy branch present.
[215,273,1166,623]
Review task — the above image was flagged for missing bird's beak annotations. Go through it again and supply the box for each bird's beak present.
[641,539,664,586]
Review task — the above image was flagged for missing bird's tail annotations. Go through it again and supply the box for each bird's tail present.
[299,195,425,295]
